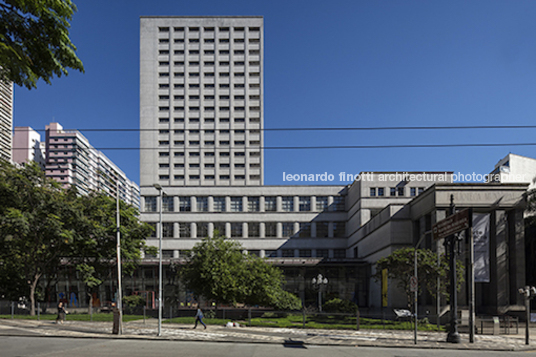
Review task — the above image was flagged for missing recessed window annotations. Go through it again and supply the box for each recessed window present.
[299,197,311,211]
[282,197,294,212]
[213,197,226,211]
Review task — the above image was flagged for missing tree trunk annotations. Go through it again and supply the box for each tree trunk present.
[29,272,41,316]
[88,292,93,317]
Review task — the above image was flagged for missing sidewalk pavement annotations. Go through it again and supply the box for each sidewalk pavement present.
[1,318,536,351]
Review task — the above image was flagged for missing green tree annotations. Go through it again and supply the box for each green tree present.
[182,235,300,309]
[0,0,84,88]
[71,192,154,313]
[0,161,153,315]
[0,161,78,315]
[373,247,464,309]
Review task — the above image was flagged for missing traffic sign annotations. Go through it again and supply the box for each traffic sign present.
[432,209,471,240]
[410,276,418,292]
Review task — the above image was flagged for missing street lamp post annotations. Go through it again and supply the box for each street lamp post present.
[312,274,328,312]
[154,184,164,337]
[115,182,123,335]
[519,286,536,345]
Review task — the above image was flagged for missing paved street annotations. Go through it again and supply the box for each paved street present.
[2,317,536,356]
[1,337,536,357]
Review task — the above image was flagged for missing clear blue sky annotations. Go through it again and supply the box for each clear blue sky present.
[13,0,536,186]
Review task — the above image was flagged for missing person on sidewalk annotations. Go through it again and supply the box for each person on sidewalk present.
[193,307,207,329]
[55,301,68,324]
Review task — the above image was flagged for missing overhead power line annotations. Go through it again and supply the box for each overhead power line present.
[9,124,536,133]
[12,142,536,151]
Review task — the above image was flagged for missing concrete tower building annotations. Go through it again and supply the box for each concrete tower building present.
[140,16,264,188]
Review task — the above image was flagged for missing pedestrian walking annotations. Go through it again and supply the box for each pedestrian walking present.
[193,307,207,329]
[56,301,68,324]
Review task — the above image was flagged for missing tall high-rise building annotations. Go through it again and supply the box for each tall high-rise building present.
[44,122,140,208]
[0,80,13,162]
[140,16,264,187]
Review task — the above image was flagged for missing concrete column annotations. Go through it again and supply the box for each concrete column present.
[242,196,248,212]
[276,222,282,238]
[173,222,179,238]
[492,210,508,310]
[173,196,179,212]
[225,222,231,238]
[276,196,282,212]
[208,196,214,212]
[311,196,317,212]
[243,222,248,238]
[259,196,265,212]
[328,195,334,211]
[208,222,214,238]
[190,222,196,239]
[294,222,299,236]
[293,196,299,212]
[173,250,179,259]
[191,196,197,212]
[225,196,231,212]
[259,222,265,238]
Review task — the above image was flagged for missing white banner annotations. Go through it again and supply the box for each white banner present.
[473,213,490,283]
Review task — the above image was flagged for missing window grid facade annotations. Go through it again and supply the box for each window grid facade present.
[140,17,264,187]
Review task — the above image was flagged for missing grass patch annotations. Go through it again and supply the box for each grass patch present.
[1,313,443,332]
[246,313,443,331]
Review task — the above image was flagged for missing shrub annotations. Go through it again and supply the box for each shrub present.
[322,298,358,313]
[123,295,146,307]
[273,291,302,310]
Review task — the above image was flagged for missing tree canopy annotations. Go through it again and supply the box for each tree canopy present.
[182,235,301,310]
[0,0,84,88]
[0,161,152,315]
[373,247,464,309]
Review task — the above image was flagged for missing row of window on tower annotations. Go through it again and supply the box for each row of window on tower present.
[158,26,261,33]
[149,248,347,260]
[146,221,346,239]
[370,187,425,197]
[144,195,345,213]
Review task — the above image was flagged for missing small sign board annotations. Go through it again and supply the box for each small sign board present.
[432,209,471,240]
[410,276,418,292]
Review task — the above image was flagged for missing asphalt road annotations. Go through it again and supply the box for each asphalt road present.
[1,336,536,357]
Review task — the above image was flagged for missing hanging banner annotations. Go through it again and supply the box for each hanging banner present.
[473,213,490,283]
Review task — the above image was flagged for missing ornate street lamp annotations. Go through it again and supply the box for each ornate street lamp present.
[312,274,328,312]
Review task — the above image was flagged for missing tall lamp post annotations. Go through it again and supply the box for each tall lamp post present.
[115,182,123,335]
[312,274,328,312]
[519,286,536,345]
[154,184,164,336]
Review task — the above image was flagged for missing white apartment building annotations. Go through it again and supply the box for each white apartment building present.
[0,80,13,162]
[488,153,536,190]
[45,122,140,208]
[140,16,264,188]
